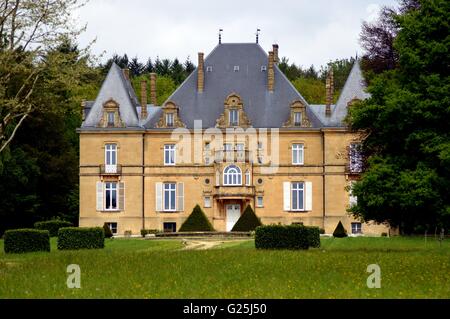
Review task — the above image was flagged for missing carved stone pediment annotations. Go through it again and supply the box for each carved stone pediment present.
[283,100,312,128]
[216,93,252,129]
[155,101,186,128]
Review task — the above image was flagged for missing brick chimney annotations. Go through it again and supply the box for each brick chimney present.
[268,51,275,92]
[325,67,334,117]
[197,52,205,93]
[150,73,157,105]
[123,68,130,81]
[273,44,279,64]
[140,80,148,119]
[81,99,86,121]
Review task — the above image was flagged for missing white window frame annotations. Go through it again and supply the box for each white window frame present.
[166,113,174,127]
[105,143,117,173]
[292,144,304,165]
[223,165,242,186]
[164,144,176,166]
[349,143,363,173]
[234,65,240,72]
[106,222,118,235]
[107,112,115,126]
[351,222,362,234]
[294,112,302,126]
[257,196,264,208]
[163,183,177,212]
[204,196,211,208]
[261,66,267,72]
[105,182,119,211]
[206,66,213,72]
[229,109,239,126]
[291,182,305,212]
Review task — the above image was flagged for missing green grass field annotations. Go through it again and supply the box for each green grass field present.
[0,237,449,299]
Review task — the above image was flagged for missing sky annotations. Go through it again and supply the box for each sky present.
[75,0,398,68]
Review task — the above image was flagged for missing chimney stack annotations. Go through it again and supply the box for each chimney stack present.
[123,68,130,81]
[150,73,157,105]
[268,51,275,92]
[81,99,86,121]
[140,80,148,119]
[325,67,334,117]
[197,52,205,93]
[272,44,279,64]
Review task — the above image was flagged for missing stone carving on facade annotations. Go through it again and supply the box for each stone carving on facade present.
[98,98,125,128]
[215,93,252,129]
[155,101,186,128]
[283,100,312,128]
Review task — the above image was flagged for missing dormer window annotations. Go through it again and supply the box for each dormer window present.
[294,112,302,126]
[234,66,240,72]
[166,113,174,127]
[98,99,124,128]
[229,109,239,126]
[283,100,312,128]
[156,101,186,129]
[107,112,115,127]
[261,66,267,72]
[206,66,213,72]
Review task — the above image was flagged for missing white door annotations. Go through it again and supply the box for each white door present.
[226,204,241,232]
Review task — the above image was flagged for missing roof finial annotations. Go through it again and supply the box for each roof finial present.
[219,29,223,44]
[256,28,261,44]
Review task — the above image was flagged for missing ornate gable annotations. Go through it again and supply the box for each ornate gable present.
[215,93,252,129]
[283,100,312,128]
[155,101,186,128]
[98,99,125,128]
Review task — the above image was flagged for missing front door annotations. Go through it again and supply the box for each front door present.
[226,204,241,232]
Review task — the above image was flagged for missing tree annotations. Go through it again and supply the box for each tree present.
[348,0,450,234]
[231,206,262,232]
[0,0,89,153]
[129,56,144,77]
[179,205,215,232]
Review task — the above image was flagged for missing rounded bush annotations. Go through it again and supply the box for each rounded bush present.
[4,229,50,254]
[34,219,73,237]
[58,227,105,251]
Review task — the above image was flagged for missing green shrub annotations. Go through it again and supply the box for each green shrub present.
[319,228,326,235]
[34,219,73,237]
[103,223,113,239]
[333,221,348,238]
[179,205,215,232]
[4,229,50,254]
[255,224,310,250]
[381,232,388,237]
[58,227,105,251]
[307,227,321,248]
[232,206,262,232]
[141,229,159,237]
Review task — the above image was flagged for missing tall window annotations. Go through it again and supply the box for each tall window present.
[223,165,242,186]
[349,143,363,173]
[164,144,176,166]
[229,109,239,126]
[257,196,264,208]
[107,112,115,126]
[292,144,304,165]
[105,144,117,166]
[164,183,176,211]
[294,112,302,126]
[291,182,304,211]
[105,182,118,211]
[166,113,174,127]
[204,142,211,165]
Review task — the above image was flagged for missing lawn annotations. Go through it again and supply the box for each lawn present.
[0,237,449,299]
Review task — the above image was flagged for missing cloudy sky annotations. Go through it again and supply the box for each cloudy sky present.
[75,0,397,68]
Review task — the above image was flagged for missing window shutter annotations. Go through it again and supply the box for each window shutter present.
[177,183,184,212]
[155,182,163,212]
[305,182,313,211]
[96,182,104,211]
[283,182,291,211]
[118,182,125,211]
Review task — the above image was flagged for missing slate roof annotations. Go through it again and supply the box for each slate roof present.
[309,60,370,127]
[144,43,322,129]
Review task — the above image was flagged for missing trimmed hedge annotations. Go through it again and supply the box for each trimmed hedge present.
[231,206,263,232]
[4,229,50,254]
[34,219,73,237]
[307,227,321,248]
[179,205,215,232]
[141,229,159,237]
[333,221,348,238]
[255,225,310,250]
[58,227,105,251]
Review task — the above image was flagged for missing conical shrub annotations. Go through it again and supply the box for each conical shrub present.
[179,205,215,232]
[333,221,348,238]
[232,206,263,232]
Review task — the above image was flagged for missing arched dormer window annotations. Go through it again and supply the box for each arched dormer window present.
[223,165,242,186]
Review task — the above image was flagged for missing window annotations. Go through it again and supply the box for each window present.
[163,222,177,233]
[206,66,213,72]
[291,182,304,211]
[163,183,176,212]
[229,109,239,126]
[224,143,233,151]
[166,113,174,127]
[234,66,240,72]
[349,143,363,173]
[204,196,211,208]
[204,142,211,165]
[352,223,362,234]
[105,182,118,211]
[245,170,251,186]
[105,144,117,173]
[236,143,245,161]
[164,144,176,166]
[294,112,302,126]
[261,66,267,72]
[107,112,115,126]
[257,142,263,151]
[292,144,304,165]
[223,165,242,186]
[106,222,117,235]
[257,196,264,208]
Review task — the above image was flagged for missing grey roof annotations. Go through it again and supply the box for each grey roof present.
[310,60,370,127]
[145,43,322,129]
[82,63,140,128]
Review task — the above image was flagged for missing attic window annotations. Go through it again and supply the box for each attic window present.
[206,66,213,72]
[234,66,240,72]
[261,66,267,72]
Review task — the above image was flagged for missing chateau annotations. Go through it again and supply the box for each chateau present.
[78,41,389,235]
